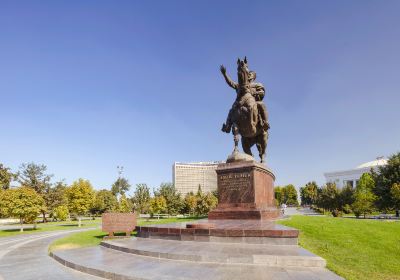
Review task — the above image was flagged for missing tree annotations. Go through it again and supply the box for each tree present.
[3,187,45,231]
[53,205,69,221]
[132,184,151,214]
[154,183,183,216]
[18,163,52,194]
[92,189,118,215]
[317,183,340,214]
[184,192,197,216]
[65,179,95,227]
[338,185,355,214]
[111,177,131,196]
[390,183,400,217]
[274,186,283,205]
[149,196,167,219]
[372,153,400,211]
[195,191,218,216]
[46,181,68,220]
[352,173,376,218]
[0,163,16,190]
[118,194,133,213]
[0,189,12,218]
[282,184,299,206]
[18,162,52,222]
[300,182,319,206]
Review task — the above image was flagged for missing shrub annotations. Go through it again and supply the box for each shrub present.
[342,204,352,214]
[54,205,69,221]
[331,209,343,217]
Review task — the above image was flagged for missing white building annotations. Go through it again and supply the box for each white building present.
[172,161,222,196]
[324,157,387,188]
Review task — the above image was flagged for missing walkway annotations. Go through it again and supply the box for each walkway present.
[0,230,101,280]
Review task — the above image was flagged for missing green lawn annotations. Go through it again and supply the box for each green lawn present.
[278,216,400,280]
[0,219,101,238]
[49,216,202,252]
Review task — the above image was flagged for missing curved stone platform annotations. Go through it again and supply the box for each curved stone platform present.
[101,237,326,267]
[136,219,298,245]
[51,245,343,280]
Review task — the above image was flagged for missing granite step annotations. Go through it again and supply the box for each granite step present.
[101,238,325,267]
[51,246,343,280]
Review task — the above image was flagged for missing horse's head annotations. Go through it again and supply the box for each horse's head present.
[237,56,250,87]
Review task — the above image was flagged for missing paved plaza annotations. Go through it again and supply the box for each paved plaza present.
[0,231,101,280]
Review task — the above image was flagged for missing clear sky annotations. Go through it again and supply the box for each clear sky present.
[1,1,399,194]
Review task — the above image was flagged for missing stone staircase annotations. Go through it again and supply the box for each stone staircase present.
[51,236,344,280]
[101,238,325,267]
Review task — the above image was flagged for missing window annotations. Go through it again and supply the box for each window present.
[343,180,354,188]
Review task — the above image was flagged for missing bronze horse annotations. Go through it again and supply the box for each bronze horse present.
[221,57,268,162]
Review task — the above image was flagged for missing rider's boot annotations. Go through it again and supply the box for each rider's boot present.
[221,123,231,133]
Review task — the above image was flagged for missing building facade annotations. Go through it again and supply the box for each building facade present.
[324,157,387,188]
[172,161,222,196]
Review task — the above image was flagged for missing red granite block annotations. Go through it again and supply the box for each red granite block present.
[210,228,226,237]
[225,229,244,237]
[181,228,195,235]
[149,227,159,233]
[243,229,263,237]
[157,227,169,234]
[194,228,210,235]
[168,228,181,235]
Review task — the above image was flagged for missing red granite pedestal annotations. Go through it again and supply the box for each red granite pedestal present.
[136,160,297,242]
[208,160,280,220]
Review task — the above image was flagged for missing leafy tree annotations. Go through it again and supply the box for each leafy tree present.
[18,162,52,222]
[184,192,197,216]
[4,187,45,231]
[46,181,68,220]
[17,162,52,194]
[282,184,299,206]
[339,185,355,213]
[132,184,151,214]
[0,189,12,218]
[149,196,167,218]
[195,191,218,216]
[0,163,16,190]
[390,183,400,217]
[65,179,95,227]
[111,177,131,196]
[53,205,69,221]
[372,153,400,211]
[211,189,219,200]
[154,183,183,216]
[92,189,118,215]
[317,183,340,214]
[352,173,376,218]
[300,181,319,206]
[118,194,133,213]
[274,186,283,205]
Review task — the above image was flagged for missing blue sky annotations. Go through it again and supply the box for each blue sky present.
[1,1,399,194]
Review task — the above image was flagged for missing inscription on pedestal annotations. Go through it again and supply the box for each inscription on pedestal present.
[219,172,251,191]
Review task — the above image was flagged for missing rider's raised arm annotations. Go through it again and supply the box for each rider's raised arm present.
[220,65,238,90]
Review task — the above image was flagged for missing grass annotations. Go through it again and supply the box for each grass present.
[49,216,203,252]
[278,215,400,280]
[0,218,101,238]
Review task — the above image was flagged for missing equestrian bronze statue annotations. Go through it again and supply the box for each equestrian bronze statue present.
[220,57,269,163]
